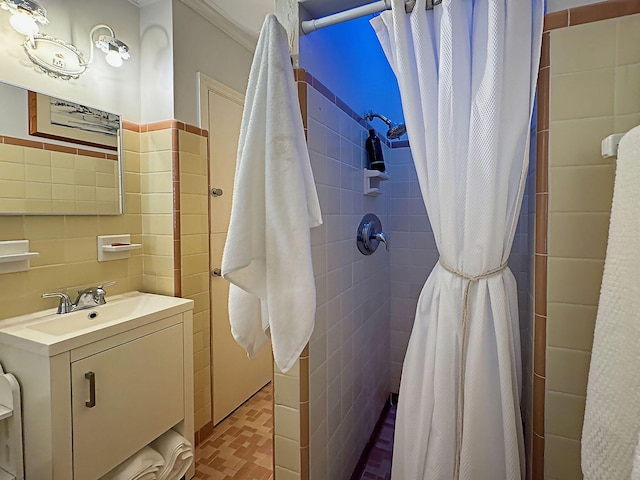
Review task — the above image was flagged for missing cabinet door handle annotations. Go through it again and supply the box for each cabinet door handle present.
[85,371,96,408]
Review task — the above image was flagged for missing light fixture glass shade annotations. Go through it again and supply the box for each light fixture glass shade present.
[105,49,123,67]
[9,9,37,35]
[95,33,130,68]
[1,0,48,34]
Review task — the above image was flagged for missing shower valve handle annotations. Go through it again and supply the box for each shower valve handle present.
[375,232,390,252]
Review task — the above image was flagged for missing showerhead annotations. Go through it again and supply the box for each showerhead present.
[386,123,407,140]
[364,110,407,140]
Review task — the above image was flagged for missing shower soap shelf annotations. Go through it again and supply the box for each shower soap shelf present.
[0,240,39,274]
[364,169,390,196]
[97,234,141,262]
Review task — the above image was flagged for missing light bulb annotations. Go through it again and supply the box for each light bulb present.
[9,10,39,36]
[105,50,123,68]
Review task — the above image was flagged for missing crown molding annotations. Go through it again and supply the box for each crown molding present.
[127,0,160,7]
[180,0,258,53]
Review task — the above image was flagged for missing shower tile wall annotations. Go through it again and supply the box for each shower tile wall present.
[385,148,438,393]
[385,149,534,398]
[305,76,391,480]
[523,128,537,480]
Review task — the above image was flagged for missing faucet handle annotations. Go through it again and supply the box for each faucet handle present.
[95,280,116,305]
[42,292,73,314]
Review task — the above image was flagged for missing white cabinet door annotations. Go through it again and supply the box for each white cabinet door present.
[71,324,184,480]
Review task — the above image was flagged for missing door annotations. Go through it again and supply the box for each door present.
[201,75,272,425]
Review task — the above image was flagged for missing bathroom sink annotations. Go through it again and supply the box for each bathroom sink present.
[0,291,193,356]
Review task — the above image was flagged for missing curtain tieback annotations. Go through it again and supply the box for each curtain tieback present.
[438,258,509,480]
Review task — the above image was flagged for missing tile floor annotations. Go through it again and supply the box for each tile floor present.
[194,383,396,480]
[195,383,273,479]
[357,404,396,480]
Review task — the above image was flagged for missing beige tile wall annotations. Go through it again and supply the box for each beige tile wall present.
[0,120,215,438]
[178,129,212,431]
[0,146,120,215]
[0,131,143,321]
[274,358,306,479]
[139,129,175,295]
[545,13,640,479]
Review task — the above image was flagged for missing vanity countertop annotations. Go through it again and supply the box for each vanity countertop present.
[0,291,193,357]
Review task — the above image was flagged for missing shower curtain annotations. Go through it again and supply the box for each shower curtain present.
[371,1,543,478]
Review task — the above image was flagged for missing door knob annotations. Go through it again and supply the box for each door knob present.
[211,268,222,277]
[211,188,223,197]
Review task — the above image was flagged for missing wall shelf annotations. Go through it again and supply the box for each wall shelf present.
[0,363,22,480]
[0,405,12,422]
[0,241,39,274]
[97,235,141,262]
[101,244,142,253]
[364,169,390,196]
[0,469,15,480]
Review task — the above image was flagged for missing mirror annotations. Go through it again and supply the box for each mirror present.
[0,81,123,215]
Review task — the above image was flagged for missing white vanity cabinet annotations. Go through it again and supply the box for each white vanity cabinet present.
[0,292,195,480]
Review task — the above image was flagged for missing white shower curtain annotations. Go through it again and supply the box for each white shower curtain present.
[371,1,543,478]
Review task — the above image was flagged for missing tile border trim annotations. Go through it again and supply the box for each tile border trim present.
[543,0,640,31]
[295,68,410,150]
[122,119,209,138]
[1,134,118,160]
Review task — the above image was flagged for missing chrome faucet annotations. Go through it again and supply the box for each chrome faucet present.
[42,281,116,314]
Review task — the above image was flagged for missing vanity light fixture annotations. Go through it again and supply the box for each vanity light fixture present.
[1,1,130,80]
[0,0,48,36]
[90,24,130,68]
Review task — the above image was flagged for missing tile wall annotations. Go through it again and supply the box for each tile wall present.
[177,129,212,432]
[384,148,438,393]
[515,128,537,480]
[300,70,392,480]
[137,126,176,296]
[0,137,120,214]
[385,141,535,407]
[0,120,213,438]
[534,4,640,479]
[128,121,213,433]
[0,132,143,322]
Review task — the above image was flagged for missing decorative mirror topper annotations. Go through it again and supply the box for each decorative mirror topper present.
[23,33,87,80]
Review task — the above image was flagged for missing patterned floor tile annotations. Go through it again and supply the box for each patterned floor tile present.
[195,383,273,479]
[195,384,397,480]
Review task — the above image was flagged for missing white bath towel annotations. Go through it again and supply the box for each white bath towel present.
[100,446,164,480]
[221,14,322,373]
[582,125,640,479]
[150,430,194,480]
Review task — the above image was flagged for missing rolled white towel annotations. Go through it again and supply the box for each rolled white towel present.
[150,430,194,480]
[100,446,164,480]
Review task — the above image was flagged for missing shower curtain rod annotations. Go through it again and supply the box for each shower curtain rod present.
[301,0,441,35]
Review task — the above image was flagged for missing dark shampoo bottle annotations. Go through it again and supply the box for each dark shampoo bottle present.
[365,129,386,172]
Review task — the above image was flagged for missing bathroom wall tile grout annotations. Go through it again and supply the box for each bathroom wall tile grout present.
[537,7,640,479]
